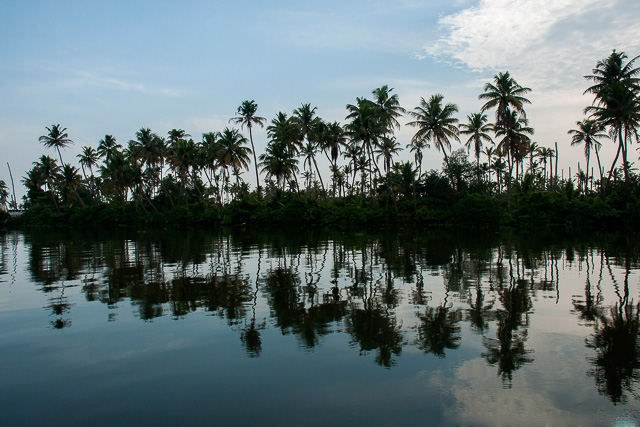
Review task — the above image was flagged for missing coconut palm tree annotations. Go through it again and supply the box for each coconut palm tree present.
[230,100,267,198]
[568,119,608,193]
[372,85,406,134]
[494,111,533,184]
[407,139,427,178]
[97,135,122,163]
[58,164,85,207]
[484,146,495,182]
[34,155,61,211]
[479,72,531,202]
[216,127,252,191]
[0,180,9,210]
[584,50,640,198]
[293,104,326,196]
[259,140,299,191]
[39,124,73,167]
[460,112,493,181]
[407,94,460,165]
[345,97,386,186]
[322,121,347,169]
[585,81,640,196]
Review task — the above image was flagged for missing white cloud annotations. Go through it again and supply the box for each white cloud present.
[422,0,640,169]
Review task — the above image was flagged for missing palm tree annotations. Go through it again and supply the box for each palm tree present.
[39,124,73,167]
[259,140,299,191]
[494,111,534,181]
[568,119,608,193]
[293,104,326,196]
[484,146,495,182]
[97,135,122,163]
[34,155,61,211]
[372,85,406,135]
[479,72,532,202]
[407,139,427,178]
[460,112,493,181]
[230,100,267,198]
[345,97,386,187]
[322,121,347,169]
[77,146,100,201]
[58,164,85,207]
[0,180,9,210]
[216,128,252,191]
[167,138,198,204]
[585,80,640,197]
[584,50,640,198]
[407,94,460,165]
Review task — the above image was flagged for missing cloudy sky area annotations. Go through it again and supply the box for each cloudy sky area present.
[1,0,639,199]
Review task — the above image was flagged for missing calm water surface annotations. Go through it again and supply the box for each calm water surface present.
[1,227,640,425]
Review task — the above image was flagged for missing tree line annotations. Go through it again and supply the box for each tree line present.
[3,49,639,227]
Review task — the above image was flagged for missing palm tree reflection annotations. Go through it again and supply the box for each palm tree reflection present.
[482,278,533,388]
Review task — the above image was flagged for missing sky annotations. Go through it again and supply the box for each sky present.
[1,0,639,202]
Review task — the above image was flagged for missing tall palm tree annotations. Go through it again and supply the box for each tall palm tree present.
[568,118,607,193]
[39,124,73,167]
[293,104,326,196]
[230,100,266,198]
[460,113,493,180]
[584,50,640,198]
[494,111,534,182]
[585,81,640,195]
[407,94,460,165]
[479,72,531,201]
[345,97,386,187]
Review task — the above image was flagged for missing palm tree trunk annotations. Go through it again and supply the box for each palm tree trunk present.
[248,125,261,199]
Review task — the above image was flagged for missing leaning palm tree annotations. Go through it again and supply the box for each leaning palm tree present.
[585,81,640,198]
[460,112,493,180]
[230,100,267,198]
[39,124,73,167]
[407,94,460,166]
[479,72,531,203]
[568,118,608,193]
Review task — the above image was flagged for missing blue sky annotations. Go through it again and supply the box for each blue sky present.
[1,0,639,200]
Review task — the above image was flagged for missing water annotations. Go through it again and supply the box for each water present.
[1,227,640,425]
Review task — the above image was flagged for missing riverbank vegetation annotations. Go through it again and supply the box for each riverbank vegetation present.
[3,50,639,230]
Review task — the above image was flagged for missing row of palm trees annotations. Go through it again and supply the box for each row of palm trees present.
[16,49,639,214]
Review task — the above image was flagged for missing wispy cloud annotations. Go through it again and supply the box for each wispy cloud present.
[25,61,183,98]
[425,0,640,90]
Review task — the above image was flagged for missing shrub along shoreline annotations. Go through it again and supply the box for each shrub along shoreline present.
[3,186,635,231]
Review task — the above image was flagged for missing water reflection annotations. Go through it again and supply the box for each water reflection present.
[5,227,640,404]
